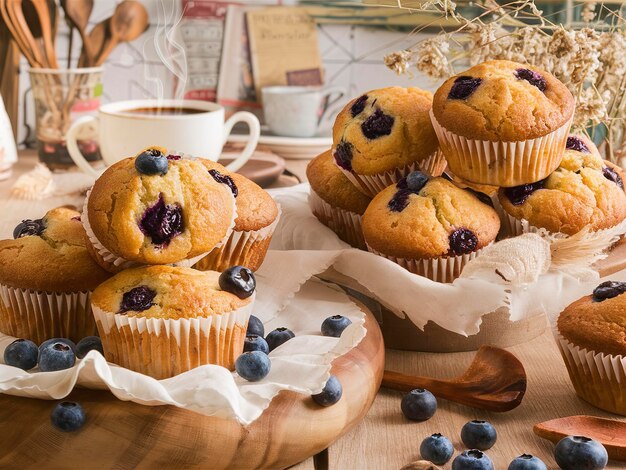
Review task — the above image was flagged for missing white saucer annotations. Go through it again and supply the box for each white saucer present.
[228,133,332,160]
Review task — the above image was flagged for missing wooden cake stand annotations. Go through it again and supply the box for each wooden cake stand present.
[0,301,384,469]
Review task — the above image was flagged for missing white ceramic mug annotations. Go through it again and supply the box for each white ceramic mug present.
[261,86,345,138]
[66,99,260,177]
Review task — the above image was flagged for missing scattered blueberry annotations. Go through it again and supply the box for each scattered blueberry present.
[449,228,478,255]
[554,436,608,470]
[448,76,482,100]
[514,68,547,92]
[243,335,269,354]
[350,95,368,117]
[461,420,497,450]
[566,135,590,153]
[603,166,624,189]
[508,454,547,470]
[361,109,394,139]
[503,179,546,205]
[312,375,343,406]
[219,266,256,299]
[247,315,265,337]
[4,339,38,370]
[387,189,413,212]
[333,141,354,171]
[420,433,454,465]
[75,336,103,359]
[139,193,184,246]
[321,315,352,338]
[452,450,494,470]
[266,327,295,351]
[13,218,45,239]
[592,280,626,302]
[119,285,156,313]
[135,148,168,175]
[235,350,271,381]
[401,388,437,421]
[50,401,86,432]
[39,337,76,353]
[208,169,238,197]
[39,339,76,372]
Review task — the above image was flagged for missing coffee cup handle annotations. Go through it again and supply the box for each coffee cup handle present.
[319,86,346,125]
[67,115,102,178]
[222,111,260,172]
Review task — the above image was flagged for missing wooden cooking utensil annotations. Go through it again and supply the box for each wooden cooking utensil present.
[0,0,43,66]
[95,0,148,66]
[78,16,108,66]
[60,0,94,65]
[382,346,527,412]
[20,0,57,67]
[534,416,626,461]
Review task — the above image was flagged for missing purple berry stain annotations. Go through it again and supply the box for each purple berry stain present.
[139,193,183,246]
[119,286,157,313]
[334,141,354,171]
[350,95,368,117]
[387,189,414,212]
[166,154,181,160]
[566,136,590,153]
[448,76,482,100]
[449,228,478,255]
[208,169,238,197]
[361,109,394,139]
[503,179,546,205]
[514,68,547,92]
[603,166,624,189]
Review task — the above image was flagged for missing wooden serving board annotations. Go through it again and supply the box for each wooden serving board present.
[0,301,384,470]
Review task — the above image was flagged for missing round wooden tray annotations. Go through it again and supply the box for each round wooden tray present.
[0,300,384,469]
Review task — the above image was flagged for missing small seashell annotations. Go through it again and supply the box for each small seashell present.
[10,163,55,200]
[399,461,442,470]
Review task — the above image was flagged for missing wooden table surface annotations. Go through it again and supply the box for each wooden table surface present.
[3,151,626,470]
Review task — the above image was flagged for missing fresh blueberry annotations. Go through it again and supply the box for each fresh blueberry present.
[312,375,342,406]
[401,388,437,421]
[219,266,256,299]
[208,169,238,197]
[566,135,590,153]
[4,339,38,370]
[119,286,156,313]
[243,335,269,354]
[135,148,168,175]
[334,141,354,171]
[321,315,352,338]
[50,401,86,432]
[554,436,608,470]
[351,95,368,117]
[448,76,482,100]
[503,179,546,205]
[419,433,454,465]
[452,450,494,470]
[361,109,394,139]
[404,171,429,192]
[75,336,103,359]
[39,339,76,372]
[388,189,413,212]
[592,280,626,302]
[449,228,478,255]
[13,218,45,239]
[603,166,624,189]
[508,454,547,470]
[461,420,497,450]
[246,315,265,337]
[265,327,295,351]
[139,193,184,246]
[514,68,547,92]
[39,337,76,353]
[235,350,271,381]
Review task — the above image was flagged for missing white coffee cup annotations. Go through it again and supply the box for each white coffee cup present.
[261,86,345,138]
[66,99,260,177]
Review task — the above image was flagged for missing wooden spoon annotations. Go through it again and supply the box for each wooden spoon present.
[78,16,108,66]
[534,416,626,461]
[382,346,527,412]
[1,0,44,66]
[60,0,94,65]
[27,0,58,67]
[95,0,148,66]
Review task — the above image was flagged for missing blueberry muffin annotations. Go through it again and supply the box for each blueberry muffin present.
[432,60,575,187]
[332,87,445,196]
[556,281,626,415]
[362,172,500,282]
[0,207,111,344]
[307,150,371,249]
[194,159,279,272]
[83,147,236,272]
[498,134,626,236]
[91,265,256,379]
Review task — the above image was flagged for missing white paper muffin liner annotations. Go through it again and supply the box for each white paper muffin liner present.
[430,109,573,187]
[0,284,95,344]
[93,294,255,379]
[555,330,626,415]
[366,244,485,283]
[308,190,366,250]
[335,149,447,197]
[82,188,237,273]
[195,205,282,272]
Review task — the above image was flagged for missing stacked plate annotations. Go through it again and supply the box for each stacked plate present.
[228,133,332,160]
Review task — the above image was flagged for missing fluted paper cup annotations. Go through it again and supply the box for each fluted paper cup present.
[309,190,366,250]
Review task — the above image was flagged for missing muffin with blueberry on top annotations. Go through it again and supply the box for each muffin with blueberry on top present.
[91,264,256,379]
[332,87,445,197]
[0,207,111,344]
[431,60,575,187]
[498,134,626,237]
[362,171,500,282]
[83,147,237,273]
